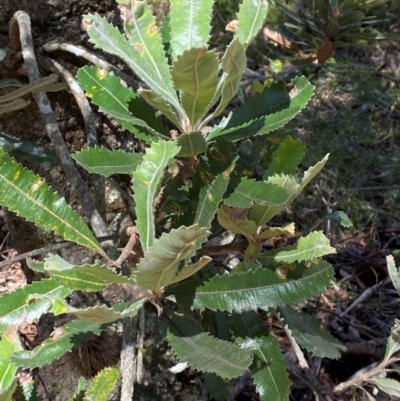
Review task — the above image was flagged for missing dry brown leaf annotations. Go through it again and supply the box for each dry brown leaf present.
[317,36,333,63]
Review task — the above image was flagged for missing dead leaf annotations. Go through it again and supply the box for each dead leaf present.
[317,36,333,63]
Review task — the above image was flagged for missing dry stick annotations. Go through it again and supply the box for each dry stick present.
[282,324,325,401]
[38,55,106,220]
[12,13,139,401]
[329,276,391,328]
[0,242,73,269]
[42,42,140,89]
[333,357,400,393]
[11,11,113,260]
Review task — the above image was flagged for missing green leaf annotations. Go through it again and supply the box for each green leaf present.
[258,231,336,266]
[0,132,57,167]
[367,377,400,397]
[0,333,20,394]
[84,13,183,117]
[240,336,290,401]
[207,76,314,142]
[224,178,291,208]
[249,174,299,226]
[194,162,236,230]
[0,381,17,401]
[0,279,72,335]
[171,48,219,126]
[278,306,346,359]
[177,132,207,157]
[384,318,400,360]
[387,255,400,297]
[0,149,104,255]
[236,0,268,47]
[65,298,144,324]
[324,211,353,227]
[72,146,143,177]
[77,66,168,141]
[191,261,334,312]
[137,225,209,291]
[266,136,306,177]
[164,313,252,379]
[11,320,103,369]
[202,373,231,400]
[42,254,136,292]
[298,153,330,194]
[169,0,214,59]
[84,367,119,401]
[132,140,180,253]
[206,39,247,121]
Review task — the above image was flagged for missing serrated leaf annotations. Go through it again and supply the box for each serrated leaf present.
[258,231,336,266]
[137,225,208,291]
[43,254,136,292]
[84,13,183,117]
[0,132,57,167]
[171,48,219,126]
[367,377,400,397]
[0,279,72,335]
[325,211,353,227]
[387,255,400,297]
[84,367,119,401]
[194,162,236,230]
[0,149,104,255]
[0,381,17,401]
[207,76,314,142]
[11,320,103,369]
[72,146,143,177]
[170,256,212,285]
[132,140,180,253]
[177,132,207,157]
[298,154,329,194]
[240,336,290,401]
[257,223,295,241]
[206,39,247,121]
[266,136,306,177]
[65,298,145,324]
[169,0,214,59]
[384,318,400,360]
[224,178,291,208]
[236,0,268,47]
[191,261,334,312]
[278,306,346,359]
[164,313,252,379]
[0,333,20,394]
[77,66,168,141]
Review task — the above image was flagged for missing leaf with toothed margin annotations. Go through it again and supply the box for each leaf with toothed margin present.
[0,279,72,335]
[137,225,209,291]
[72,146,143,177]
[207,76,314,142]
[10,320,104,369]
[40,254,137,292]
[0,332,21,395]
[53,298,145,324]
[132,140,180,254]
[188,261,334,313]
[169,0,214,59]
[84,12,184,119]
[278,306,346,359]
[0,148,104,255]
[235,0,268,47]
[85,367,119,401]
[163,312,252,379]
[258,231,336,267]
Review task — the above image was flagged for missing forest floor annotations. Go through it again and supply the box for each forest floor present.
[1,0,400,400]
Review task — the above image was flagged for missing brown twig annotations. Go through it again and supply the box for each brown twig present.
[42,42,139,89]
[333,357,400,393]
[10,11,113,260]
[0,242,74,269]
[113,227,139,268]
[38,54,106,220]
